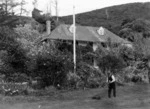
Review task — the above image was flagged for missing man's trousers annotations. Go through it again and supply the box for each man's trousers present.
[108,82,116,98]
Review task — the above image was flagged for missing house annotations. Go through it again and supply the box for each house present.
[40,24,132,67]
[41,24,132,50]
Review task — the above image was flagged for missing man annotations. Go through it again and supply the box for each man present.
[107,72,116,98]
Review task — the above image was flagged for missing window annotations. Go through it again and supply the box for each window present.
[69,24,76,33]
[97,27,105,35]
[101,42,107,48]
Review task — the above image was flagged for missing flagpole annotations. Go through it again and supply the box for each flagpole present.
[73,3,76,74]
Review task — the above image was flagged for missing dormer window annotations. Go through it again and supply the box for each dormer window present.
[97,27,105,35]
[69,24,76,33]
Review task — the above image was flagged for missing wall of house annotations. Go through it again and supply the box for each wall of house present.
[122,43,133,48]
[92,43,99,68]
[93,43,98,51]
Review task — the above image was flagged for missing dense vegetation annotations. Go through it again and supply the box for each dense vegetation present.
[60,2,150,35]
[0,2,150,94]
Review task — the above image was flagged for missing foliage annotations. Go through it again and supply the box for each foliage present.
[60,2,150,34]
[0,26,28,80]
[0,0,26,27]
[96,41,127,75]
[32,8,46,24]
[0,0,28,15]
[119,18,150,64]
[31,21,45,33]
[0,0,19,14]
[119,19,150,42]
[32,8,57,31]
[15,24,40,42]
[54,41,100,89]
[20,0,28,16]
[56,40,94,65]
[14,24,42,78]
[32,42,73,88]
[2,2,150,87]
[118,46,135,65]
[76,62,102,89]
[0,82,28,96]
[98,54,126,74]
[0,8,18,27]
[14,24,40,52]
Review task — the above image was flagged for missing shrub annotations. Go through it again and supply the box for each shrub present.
[0,26,28,79]
[14,25,40,42]
[66,71,80,89]
[97,54,126,75]
[75,62,102,89]
[131,75,142,83]
[32,45,73,89]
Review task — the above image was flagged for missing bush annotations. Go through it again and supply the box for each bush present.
[123,66,148,83]
[131,75,142,82]
[66,71,80,89]
[0,82,29,96]
[32,46,74,89]
[4,73,29,83]
[97,54,126,75]
[0,26,28,79]
[15,25,40,42]
[75,62,102,89]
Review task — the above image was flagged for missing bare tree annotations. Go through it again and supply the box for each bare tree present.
[46,0,51,17]
[32,0,38,8]
[0,0,13,15]
[51,0,59,21]
[0,0,18,27]
[0,0,23,15]
[20,0,28,16]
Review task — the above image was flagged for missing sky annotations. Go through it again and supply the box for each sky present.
[23,0,150,16]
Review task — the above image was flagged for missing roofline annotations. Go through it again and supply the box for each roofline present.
[41,37,98,43]
[41,37,132,46]
[40,24,132,44]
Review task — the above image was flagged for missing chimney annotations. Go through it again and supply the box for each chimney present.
[46,20,51,35]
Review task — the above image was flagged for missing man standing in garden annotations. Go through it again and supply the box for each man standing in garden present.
[107,72,116,98]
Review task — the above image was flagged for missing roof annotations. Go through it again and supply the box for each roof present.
[44,24,131,44]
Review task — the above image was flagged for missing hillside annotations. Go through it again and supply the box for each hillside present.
[59,2,150,34]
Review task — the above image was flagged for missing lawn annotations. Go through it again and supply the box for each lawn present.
[0,83,150,109]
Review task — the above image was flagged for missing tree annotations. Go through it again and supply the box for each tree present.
[32,8,57,32]
[32,0,38,8]
[0,26,28,80]
[0,7,17,27]
[51,0,59,21]
[32,41,73,88]
[119,19,150,42]
[0,0,20,15]
[20,0,28,16]
[119,18,150,59]
[0,0,22,27]
[119,19,150,83]
[0,0,28,16]
[95,40,126,75]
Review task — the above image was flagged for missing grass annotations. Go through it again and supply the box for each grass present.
[0,83,150,109]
